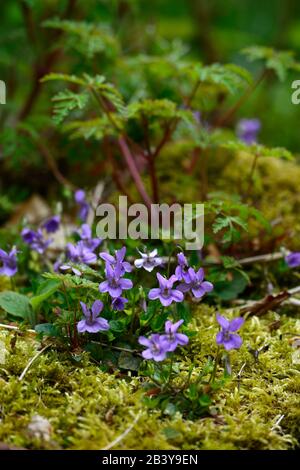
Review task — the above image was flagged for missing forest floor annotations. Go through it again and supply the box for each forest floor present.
[0,304,299,450]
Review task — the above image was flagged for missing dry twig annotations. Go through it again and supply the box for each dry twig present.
[101,411,142,450]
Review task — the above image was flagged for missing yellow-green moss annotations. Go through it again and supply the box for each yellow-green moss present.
[0,305,299,450]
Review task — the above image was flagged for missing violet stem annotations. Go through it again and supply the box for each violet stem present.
[210,347,220,384]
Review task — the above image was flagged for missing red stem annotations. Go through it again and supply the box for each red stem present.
[118,136,152,209]
[187,147,200,174]
[148,157,159,203]
[104,138,134,202]
[214,69,268,127]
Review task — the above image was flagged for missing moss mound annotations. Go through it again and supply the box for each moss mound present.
[0,305,299,450]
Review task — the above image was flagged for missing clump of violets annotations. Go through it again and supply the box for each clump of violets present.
[139,319,188,362]
[285,252,300,268]
[179,267,213,299]
[22,216,59,255]
[216,313,244,351]
[58,225,101,275]
[148,273,184,306]
[237,118,261,145]
[66,241,97,265]
[134,248,163,272]
[58,241,98,276]
[99,261,133,298]
[42,215,60,234]
[77,300,109,333]
[100,246,132,274]
[53,224,102,276]
[0,248,18,277]
[74,189,90,222]
[21,228,52,254]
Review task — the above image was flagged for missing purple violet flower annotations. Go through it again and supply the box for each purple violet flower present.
[99,262,133,298]
[21,228,52,254]
[53,258,62,273]
[0,248,18,277]
[78,223,91,239]
[42,215,60,234]
[21,228,37,244]
[77,300,109,333]
[111,296,128,311]
[285,252,300,268]
[100,246,132,274]
[161,320,189,352]
[77,224,102,251]
[134,248,163,272]
[179,267,213,298]
[66,241,97,265]
[237,118,261,145]
[74,189,90,222]
[216,313,244,351]
[148,273,184,307]
[175,252,191,282]
[138,334,168,362]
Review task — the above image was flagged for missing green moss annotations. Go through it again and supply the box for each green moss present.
[220,152,300,246]
[116,141,300,252]
[0,306,299,450]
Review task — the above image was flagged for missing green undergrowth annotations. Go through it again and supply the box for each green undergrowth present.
[0,306,299,450]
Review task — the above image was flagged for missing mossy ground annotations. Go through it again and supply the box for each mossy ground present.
[1,153,300,450]
[0,305,299,450]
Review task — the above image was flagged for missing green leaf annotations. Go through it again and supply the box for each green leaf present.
[176,301,191,323]
[42,73,87,86]
[199,394,212,407]
[187,383,198,401]
[43,19,120,59]
[163,427,181,440]
[0,291,32,319]
[150,310,169,331]
[242,46,300,81]
[35,323,60,337]
[127,98,193,123]
[52,89,89,124]
[163,402,177,416]
[43,272,99,290]
[44,72,126,128]
[109,320,126,333]
[224,141,293,161]
[213,271,248,301]
[84,74,126,116]
[118,351,141,371]
[63,116,122,140]
[30,279,61,312]
[194,63,252,94]
[140,301,158,325]
[229,216,248,231]
[212,216,231,233]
